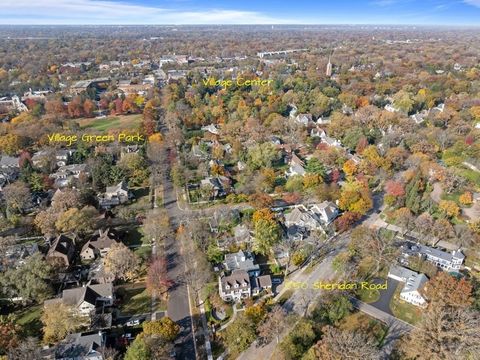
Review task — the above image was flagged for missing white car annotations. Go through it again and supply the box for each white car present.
[126,319,140,327]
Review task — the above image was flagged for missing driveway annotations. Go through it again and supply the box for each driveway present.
[369,278,399,315]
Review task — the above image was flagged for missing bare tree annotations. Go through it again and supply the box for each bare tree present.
[257,306,288,345]
[401,307,480,360]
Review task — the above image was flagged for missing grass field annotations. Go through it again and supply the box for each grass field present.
[118,287,151,315]
[76,114,142,132]
[357,287,380,303]
[14,305,43,337]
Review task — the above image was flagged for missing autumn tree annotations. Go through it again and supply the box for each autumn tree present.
[279,319,317,360]
[55,206,97,235]
[0,253,53,304]
[338,180,373,216]
[0,315,21,354]
[146,257,171,298]
[439,200,460,218]
[247,142,280,170]
[304,326,381,360]
[350,226,397,274]
[103,243,139,281]
[0,134,25,155]
[342,159,357,177]
[252,208,281,255]
[423,272,473,308]
[142,209,171,244]
[334,211,361,232]
[42,303,86,343]
[257,306,288,345]
[7,337,42,360]
[124,337,151,360]
[3,181,31,214]
[400,307,480,360]
[142,317,180,342]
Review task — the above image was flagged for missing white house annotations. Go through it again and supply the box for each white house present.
[388,265,428,307]
[310,201,339,224]
[294,113,313,126]
[402,242,465,272]
[97,180,132,209]
[284,206,322,232]
[286,153,306,177]
[219,270,251,302]
[45,283,114,316]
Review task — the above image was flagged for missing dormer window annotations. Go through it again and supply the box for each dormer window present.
[234,283,239,288]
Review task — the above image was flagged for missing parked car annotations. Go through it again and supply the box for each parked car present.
[126,319,140,327]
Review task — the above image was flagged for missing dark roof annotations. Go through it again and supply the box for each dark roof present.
[56,332,105,358]
[48,234,75,257]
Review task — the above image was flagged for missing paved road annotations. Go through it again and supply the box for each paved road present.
[369,278,399,315]
[161,149,196,360]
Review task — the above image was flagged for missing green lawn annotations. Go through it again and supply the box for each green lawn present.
[357,287,380,303]
[122,226,145,247]
[118,287,151,315]
[456,168,480,188]
[77,114,142,132]
[14,305,43,338]
[390,284,423,325]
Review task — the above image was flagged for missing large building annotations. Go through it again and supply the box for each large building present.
[388,265,428,307]
[402,242,464,272]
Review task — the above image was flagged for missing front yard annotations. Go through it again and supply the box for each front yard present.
[389,283,423,325]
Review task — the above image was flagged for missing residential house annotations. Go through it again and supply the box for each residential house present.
[0,155,19,170]
[252,275,272,296]
[410,110,429,124]
[44,283,114,316]
[388,265,428,307]
[402,242,464,272]
[284,206,322,232]
[294,113,313,126]
[310,201,339,224]
[200,176,231,199]
[55,332,106,360]
[201,124,220,135]
[47,234,76,268]
[1,243,39,271]
[97,180,132,209]
[32,149,75,168]
[286,153,306,177]
[0,158,19,191]
[50,164,88,188]
[219,270,251,302]
[80,228,119,261]
[224,250,260,277]
[320,131,342,148]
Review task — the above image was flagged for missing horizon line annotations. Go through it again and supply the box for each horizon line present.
[0,23,479,27]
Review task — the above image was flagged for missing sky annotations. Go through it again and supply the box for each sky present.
[1,0,480,26]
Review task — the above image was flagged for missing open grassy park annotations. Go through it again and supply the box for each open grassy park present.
[76,114,143,133]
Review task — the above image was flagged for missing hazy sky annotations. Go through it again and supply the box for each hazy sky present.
[1,0,480,25]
